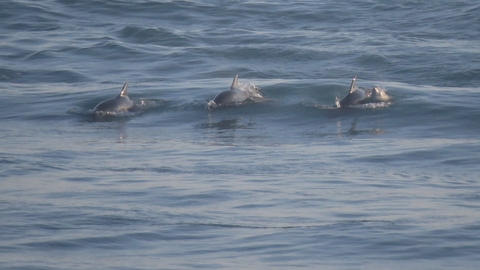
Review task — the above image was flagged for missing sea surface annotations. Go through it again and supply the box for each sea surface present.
[1,1,480,269]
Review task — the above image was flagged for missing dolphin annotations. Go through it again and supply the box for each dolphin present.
[93,82,134,112]
[368,86,390,103]
[337,76,366,107]
[208,75,249,108]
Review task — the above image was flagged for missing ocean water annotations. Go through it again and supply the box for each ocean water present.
[1,1,480,269]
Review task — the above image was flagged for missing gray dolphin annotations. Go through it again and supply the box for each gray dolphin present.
[93,82,134,112]
[209,75,249,107]
[337,76,366,107]
[368,86,390,102]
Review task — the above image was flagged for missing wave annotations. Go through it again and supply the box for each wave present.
[117,25,193,47]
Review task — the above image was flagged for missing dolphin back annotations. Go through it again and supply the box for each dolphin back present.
[213,88,249,104]
[338,76,366,107]
[211,75,249,105]
[93,82,134,112]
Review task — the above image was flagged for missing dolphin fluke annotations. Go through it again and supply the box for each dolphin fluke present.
[118,82,128,97]
[230,75,240,90]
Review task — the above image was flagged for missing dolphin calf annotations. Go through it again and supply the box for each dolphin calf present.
[93,82,134,113]
[207,75,249,109]
[337,76,366,107]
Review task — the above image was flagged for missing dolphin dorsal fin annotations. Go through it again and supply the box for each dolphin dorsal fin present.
[118,82,128,97]
[349,76,357,93]
[230,75,240,90]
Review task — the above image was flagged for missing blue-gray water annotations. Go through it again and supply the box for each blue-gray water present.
[1,1,480,269]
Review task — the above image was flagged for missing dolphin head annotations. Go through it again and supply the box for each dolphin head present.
[370,86,390,102]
